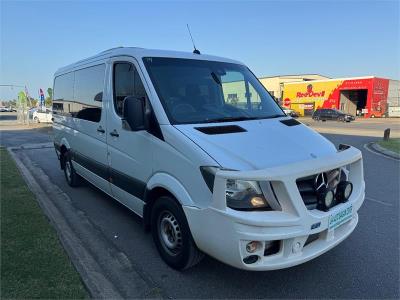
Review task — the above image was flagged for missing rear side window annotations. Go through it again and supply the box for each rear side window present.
[53,64,105,122]
[73,65,105,122]
[113,62,147,116]
[53,72,74,113]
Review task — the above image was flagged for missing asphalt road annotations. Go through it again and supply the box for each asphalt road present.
[302,117,400,138]
[1,127,399,298]
[0,112,17,121]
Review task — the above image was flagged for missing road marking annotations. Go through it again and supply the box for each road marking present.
[365,196,393,207]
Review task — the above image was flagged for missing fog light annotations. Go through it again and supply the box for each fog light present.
[246,241,260,253]
[336,181,353,203]
[317,188,335,211]
[324,190,334,207]
[243,255,259,264]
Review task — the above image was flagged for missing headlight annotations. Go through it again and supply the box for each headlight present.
[226,179,271,211]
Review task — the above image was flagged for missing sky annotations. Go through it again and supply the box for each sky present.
[1,0,399,100]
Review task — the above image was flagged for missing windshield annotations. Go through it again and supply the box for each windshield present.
[143,57,284,124]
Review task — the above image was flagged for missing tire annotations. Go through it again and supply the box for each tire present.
[34,116,39,123]
[63,151,81,187]
[370,114,375,118]
[151,196,204,270]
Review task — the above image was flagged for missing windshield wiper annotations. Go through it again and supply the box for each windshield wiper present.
[264,114,285,119]
[203,116,258,123]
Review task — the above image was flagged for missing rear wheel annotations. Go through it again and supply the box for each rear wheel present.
[151,196,204,270]
[63,152,81,187]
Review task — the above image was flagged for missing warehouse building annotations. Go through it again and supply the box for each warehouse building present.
[280,76,399,118]
[258,74,330,102]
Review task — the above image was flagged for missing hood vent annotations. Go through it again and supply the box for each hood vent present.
[280,118,301,126]
[195,125,247,135]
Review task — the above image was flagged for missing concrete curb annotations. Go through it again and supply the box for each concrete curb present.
[366,142,400,160]
[7,145,161,299]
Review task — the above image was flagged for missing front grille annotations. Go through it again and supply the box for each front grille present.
[296,168,344,210]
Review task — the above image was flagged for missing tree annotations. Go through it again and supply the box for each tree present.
[47,87,53,99]
[45,87,53,107]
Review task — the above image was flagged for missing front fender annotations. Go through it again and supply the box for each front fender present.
[146,172,195,207]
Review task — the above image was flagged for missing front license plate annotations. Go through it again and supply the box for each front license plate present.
[328,204,353,231]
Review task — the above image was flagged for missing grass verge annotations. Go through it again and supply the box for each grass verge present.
[377,138,400,154]
[0,147,87,299]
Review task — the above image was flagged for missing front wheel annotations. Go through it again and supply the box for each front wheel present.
[151,196,204,270]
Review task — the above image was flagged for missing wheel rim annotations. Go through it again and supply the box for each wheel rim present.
[158,210,183,256]
[65,161,72,182]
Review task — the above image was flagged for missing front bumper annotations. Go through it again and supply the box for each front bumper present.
[184,146,365,270]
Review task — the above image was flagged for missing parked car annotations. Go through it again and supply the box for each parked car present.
[312,108,355,122]
[33,108,53,123]
[283,108,299,118]
[53,47,365,271]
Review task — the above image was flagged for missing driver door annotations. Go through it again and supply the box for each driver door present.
[106,57,154,216]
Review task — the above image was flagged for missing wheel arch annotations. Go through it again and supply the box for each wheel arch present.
[143,173,195,230]
[58,138,71,169]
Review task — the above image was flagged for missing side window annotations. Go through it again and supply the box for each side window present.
[113,62,147,117]
[53,72,74,115]
[73,64,105,122]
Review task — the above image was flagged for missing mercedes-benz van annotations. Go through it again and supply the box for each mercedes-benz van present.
[53,47,365,270]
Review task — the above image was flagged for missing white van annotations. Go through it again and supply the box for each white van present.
[53,47,365,270]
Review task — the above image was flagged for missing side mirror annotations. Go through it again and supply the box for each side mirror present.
[122,96,146,131]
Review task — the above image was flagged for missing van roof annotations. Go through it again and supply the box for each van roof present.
[55,47,243,76]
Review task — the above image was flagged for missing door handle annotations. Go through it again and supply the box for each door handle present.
[110,129,119,137]
[97,126,105,133]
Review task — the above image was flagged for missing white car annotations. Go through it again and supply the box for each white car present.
[53,47,365,271]
[33,108,53,123]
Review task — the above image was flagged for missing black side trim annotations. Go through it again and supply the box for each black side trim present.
[71,150,146,200]
[110,168,146,200]
[195,125,247,135]
[280,118,301,126]
[71,150,109,181]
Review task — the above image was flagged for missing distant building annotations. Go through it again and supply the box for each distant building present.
[281,76,399,118]
[258,74,330,102]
